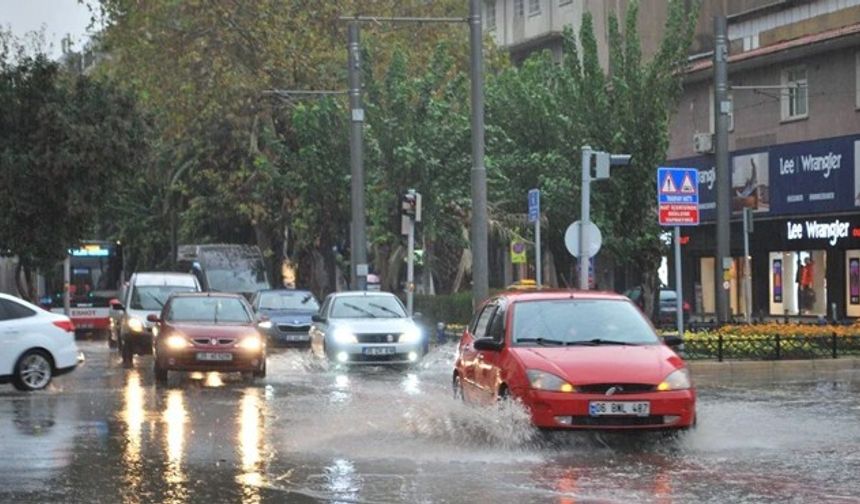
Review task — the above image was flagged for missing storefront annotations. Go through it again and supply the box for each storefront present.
[667,133,860,321]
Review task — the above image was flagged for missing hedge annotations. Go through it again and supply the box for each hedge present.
[413,292,475,326]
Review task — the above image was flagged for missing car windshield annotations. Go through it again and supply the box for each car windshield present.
[330,296,406,319]
[166,297,251,324]
[130,285,196,311]
[258,291,319,311]
[512,299,659,346]
[205,268,270,294]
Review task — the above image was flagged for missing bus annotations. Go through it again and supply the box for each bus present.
[46,241,124,336]
[176,244,270,299]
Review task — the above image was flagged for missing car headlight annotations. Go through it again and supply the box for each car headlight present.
[165,335,190,349]
[237,335,263,351]
[258,320,273,330]
[399,326,421,343]
[332,326,357,344]
[657,368,691,391]
[526,369,576,393]
[127,317,145,333]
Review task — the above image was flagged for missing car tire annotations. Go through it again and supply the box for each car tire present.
[121,337,134,368]
[108,330,118,349]
[497,385,510,402]
[12,350,54,392]
[254,359,267,379]
[453,373,465,401]
[154,360,168,385]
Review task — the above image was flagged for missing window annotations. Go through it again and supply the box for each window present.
[330,295,406,319]
[0,299,37,321]
[166,297,251,324]
[514,0,524,17]
[485,1,495,29]
[486,306,506,342]
[472,305,496,338]
[511,300,659,346]
[529,0,540,15]
[781,66,807,120]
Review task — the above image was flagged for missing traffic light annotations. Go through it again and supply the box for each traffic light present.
[401,190,422,223]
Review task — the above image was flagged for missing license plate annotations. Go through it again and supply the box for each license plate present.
[588,401,650,417]
[283,335,309,342]
[196,352,233,362]
[363,346,395,356]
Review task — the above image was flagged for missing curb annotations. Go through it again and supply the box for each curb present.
[689,357,860,386]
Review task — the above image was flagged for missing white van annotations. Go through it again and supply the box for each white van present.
[109,272,201,367]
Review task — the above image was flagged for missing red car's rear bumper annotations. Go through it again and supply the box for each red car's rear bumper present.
[158,349,265,373]
[514,387,696,430]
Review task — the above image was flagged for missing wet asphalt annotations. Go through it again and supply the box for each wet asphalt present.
[1,341,859,504]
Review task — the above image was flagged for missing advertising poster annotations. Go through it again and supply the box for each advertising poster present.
[851,258,860,305]
[773,259,783,303]
[732,152,769,213]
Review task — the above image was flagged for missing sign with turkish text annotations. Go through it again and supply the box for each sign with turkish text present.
[658,167,699,226]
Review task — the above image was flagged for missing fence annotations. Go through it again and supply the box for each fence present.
[683,334,860,361]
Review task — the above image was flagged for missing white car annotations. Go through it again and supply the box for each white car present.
[310,291,425,365]
[0,293,82,391]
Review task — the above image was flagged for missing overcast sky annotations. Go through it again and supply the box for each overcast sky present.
[1,0,97,58]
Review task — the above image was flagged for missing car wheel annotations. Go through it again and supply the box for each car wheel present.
[497,384,510,402]
[108,330,118,349]
[12,350,54,392]
[254,359,267,379]
[121,337,134,368]
[154,360,168,385]
[453,373,465,401]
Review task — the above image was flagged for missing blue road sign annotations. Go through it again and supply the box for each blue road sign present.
[528,189,540,224]
[657,167,699,205]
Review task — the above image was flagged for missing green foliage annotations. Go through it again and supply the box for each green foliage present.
[413,292,475,326]
[0,54,148,297]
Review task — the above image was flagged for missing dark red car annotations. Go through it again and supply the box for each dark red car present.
[149,292,267,383]
[453,290,696,430]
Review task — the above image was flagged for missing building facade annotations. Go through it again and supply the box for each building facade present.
[665,0,860,321]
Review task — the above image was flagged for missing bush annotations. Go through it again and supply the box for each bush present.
[414,292,475,326]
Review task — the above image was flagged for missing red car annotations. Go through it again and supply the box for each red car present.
[453,290,696,430]
[149,292,267,384]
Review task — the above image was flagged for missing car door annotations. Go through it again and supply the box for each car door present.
[475,302,507,403]
[459,303,496,403]
[0,298,39,375]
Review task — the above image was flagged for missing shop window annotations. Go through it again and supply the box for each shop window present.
[847,251,860,318]
[769,251,826,317]
[781,66,807,121]
[697,257,745,317]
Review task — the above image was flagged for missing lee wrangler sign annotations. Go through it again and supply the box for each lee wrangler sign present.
[787,219,852,246]
[658,167,699,226]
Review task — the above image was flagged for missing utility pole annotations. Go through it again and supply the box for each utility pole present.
[469,0,489,307]
[347,22,368,291]
[714,15,731,323]
[579,146,592,290]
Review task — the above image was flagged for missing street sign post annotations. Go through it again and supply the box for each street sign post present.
[658,167,700,336]
[528,189,541,286]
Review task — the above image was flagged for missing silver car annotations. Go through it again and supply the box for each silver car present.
[310,292,423,365]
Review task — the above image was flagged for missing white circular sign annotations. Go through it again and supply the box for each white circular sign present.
[564,221,603,258]
[723,281,731,290]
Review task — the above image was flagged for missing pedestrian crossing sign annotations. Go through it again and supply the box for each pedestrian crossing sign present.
[658,167,699,226]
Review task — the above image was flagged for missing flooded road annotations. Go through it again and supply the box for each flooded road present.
[1,342,859,503]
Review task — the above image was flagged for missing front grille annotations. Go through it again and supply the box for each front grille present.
[278,324,310,333]
[570,415,665,427]
[355,333,399,344]
[351,353,408,363]
[192,338,235,346]
[576,383,655,394]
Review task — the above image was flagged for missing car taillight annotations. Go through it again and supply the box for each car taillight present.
[53,320,75,332]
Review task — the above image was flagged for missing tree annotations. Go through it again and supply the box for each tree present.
[0,54,148,300]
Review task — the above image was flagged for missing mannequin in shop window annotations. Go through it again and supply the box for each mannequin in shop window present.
[800,257,815,314]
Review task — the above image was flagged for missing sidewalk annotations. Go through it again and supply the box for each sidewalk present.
[690,357,860,386]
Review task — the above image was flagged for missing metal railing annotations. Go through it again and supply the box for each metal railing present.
[683,333,860,361]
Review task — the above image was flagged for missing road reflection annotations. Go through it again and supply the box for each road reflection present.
[121,371,145,504]
[326,458,359,503]
[238,388,265,504]
[163,389,188,503]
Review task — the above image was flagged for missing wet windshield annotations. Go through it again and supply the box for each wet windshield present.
[167,297,251,324]
[330,296,406,319]
[512,299,658,346]
[130,286,196,311]
[258,291,319,311]
[205,269,270,294]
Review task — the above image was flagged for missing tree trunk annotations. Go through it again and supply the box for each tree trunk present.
[15,261,36,302]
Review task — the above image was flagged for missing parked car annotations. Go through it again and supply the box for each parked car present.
[624,286,691,326]
[309,291,423,366]
[150,292,267,384]
[251,289,319,346]
[110,272,201,367]
[453,290,696,430]
[0,293,82,391]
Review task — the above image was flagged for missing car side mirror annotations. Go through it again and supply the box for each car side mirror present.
[110,299,124,311]
[473,338,503,352]
[662,335,683,348]
[146,314,161,323]
[311,314,326,323]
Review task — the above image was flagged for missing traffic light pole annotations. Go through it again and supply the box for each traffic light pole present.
[406,218,415,316]
[579,146,592,290]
